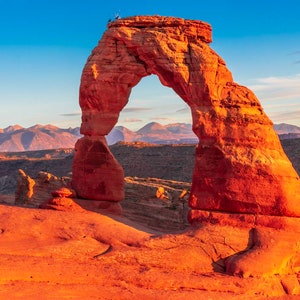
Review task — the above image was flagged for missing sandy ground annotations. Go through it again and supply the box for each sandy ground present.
[0,203,296,299]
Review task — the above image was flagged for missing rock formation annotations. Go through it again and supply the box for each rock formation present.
[15,170,71,207]
[39,187,84,212]
[72,15,300,218]
[15,169,35,205]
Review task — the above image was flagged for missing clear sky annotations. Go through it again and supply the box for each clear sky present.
[0,0,299,130]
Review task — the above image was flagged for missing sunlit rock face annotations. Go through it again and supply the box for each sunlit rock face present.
[72,15,300,217]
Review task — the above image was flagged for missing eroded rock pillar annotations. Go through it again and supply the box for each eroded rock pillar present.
[72,136,124,201]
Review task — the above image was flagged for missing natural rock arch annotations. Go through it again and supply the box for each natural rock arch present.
[72,16,300,220]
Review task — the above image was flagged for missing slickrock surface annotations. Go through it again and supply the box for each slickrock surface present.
[1,203,300,299]
[72,15,300,218]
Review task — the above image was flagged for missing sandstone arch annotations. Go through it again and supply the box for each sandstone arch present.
[72,16,300,220]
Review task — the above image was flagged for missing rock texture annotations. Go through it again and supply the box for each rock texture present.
[72,15,300,218]
[72,136,124,201]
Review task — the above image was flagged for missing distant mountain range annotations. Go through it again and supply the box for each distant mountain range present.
[106,122,198,145]
[0,122,299,152]
[0,125,81,152]
[273,123,300,140]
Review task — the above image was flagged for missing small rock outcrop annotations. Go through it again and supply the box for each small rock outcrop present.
[72,15,300,218]
[15,169,35,205]
[15,170,71,207]
[39,187,84,212]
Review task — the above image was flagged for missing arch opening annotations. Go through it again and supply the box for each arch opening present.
[108,74,197,231]
[117,75,194,131]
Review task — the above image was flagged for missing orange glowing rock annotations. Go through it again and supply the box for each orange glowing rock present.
[72,136,124,201]
[72,16,300,218]
[51,187,76,198]
[15,169,35,205]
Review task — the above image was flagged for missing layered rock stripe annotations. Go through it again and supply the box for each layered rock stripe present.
[72,16,300,219]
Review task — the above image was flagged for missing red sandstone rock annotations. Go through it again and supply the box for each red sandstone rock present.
[74,199,123,215]
[225,227,300,278]
[40,197,85,212]
[15,169,35,205]
[72,15,300,218]
[51,187,76,198]
[2,204,297,298]
[72,136,124,201]
[281,275,300,295]
[15,170,72,207]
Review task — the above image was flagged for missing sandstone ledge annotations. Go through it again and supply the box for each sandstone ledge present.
[1,204,300,298]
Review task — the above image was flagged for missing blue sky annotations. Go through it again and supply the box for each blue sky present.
[0,0,300,130]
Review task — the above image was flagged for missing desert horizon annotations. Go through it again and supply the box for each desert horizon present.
[1,121,300,152]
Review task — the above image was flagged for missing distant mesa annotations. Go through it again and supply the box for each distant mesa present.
[274,123,300,134]
[136,122,168,134]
